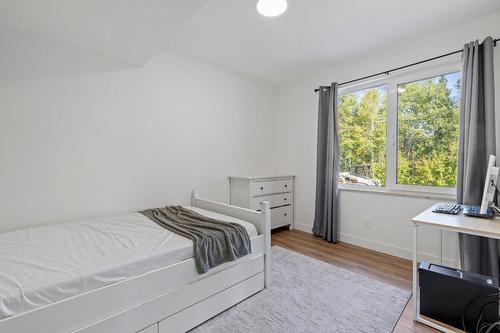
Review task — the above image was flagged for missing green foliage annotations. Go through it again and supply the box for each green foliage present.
[338,74,459,188]
[338,87,386,185]
[397,76,459,187]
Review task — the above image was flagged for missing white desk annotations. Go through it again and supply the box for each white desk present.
[412,204,500,333]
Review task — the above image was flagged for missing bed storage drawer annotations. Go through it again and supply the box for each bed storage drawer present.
[137,323,158,333]
[252,179,292,196]
[159,273,264,333]
[251,193,291,210]
[271,205,292,229]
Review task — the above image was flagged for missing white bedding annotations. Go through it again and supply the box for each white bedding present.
[0,207,258,320]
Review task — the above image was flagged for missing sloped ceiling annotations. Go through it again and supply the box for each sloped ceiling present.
[1,0,500,83]
[0,0,210,67]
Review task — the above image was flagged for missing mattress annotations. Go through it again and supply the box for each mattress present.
[0,206,258,320]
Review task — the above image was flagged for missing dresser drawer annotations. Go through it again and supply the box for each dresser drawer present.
[252,179,292,196]
[251,193,291,210]
[271,205,292,229]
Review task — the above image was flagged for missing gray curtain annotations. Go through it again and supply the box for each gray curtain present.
[457,37,498,279]
[312,83,340,242]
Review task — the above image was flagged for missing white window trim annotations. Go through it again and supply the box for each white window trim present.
[339,184,456,200]
[338,59,462,197]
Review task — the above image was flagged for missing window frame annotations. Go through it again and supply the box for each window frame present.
[338,60,461,197]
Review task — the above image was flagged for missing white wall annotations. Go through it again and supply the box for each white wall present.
[2,10,500,267]
[0,40,275,232]
[270,11,500,265]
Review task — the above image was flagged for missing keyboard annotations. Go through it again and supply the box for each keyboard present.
[433,203,462,215]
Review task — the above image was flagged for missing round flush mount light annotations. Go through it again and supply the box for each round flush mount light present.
[256,0,288,17]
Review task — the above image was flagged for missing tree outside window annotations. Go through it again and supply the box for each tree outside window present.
[337,70,460,189]
[338,85,386,186]
[397,72,460,187]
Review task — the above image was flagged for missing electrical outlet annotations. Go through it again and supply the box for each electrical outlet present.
[363,218,372,229]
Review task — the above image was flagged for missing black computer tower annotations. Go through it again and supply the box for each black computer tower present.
[419,261,499,331]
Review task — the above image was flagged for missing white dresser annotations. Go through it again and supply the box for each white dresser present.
[229,175,294,230]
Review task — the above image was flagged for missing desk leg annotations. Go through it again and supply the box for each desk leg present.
[439,229,443,264]
[413,223,419,321]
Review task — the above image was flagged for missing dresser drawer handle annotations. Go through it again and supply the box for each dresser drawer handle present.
[284,184,288,188]
[260,186,264,190]
[284,213,287,216]
[284,198,287,201]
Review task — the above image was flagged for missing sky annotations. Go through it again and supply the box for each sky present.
[444,71,461,100]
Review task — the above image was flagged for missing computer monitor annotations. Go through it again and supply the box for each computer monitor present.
[480,155,499,214]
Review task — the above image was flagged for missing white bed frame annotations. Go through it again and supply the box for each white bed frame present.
[0,190,272,333]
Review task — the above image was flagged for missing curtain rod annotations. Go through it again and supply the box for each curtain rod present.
[314,38,499,92]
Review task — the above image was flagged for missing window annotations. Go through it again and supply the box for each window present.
[397,72,460,187]
[338,85,387,186]
[338,63,461,194]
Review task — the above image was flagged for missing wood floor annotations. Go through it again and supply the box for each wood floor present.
[271,228,439,333]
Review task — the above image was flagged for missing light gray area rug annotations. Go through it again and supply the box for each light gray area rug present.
[191,246,410,333]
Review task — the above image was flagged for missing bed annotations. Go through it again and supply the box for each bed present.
[0,190,271,333]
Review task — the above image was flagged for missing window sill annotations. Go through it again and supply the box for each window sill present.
[339,185,456,201]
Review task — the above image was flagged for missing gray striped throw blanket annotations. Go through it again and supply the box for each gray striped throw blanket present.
[140,206,251,274]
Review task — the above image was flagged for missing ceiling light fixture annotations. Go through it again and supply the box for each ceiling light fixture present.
[256,0,287,17]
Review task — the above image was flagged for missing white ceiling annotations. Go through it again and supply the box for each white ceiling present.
[1,0,500,83]
[168,0,500,84]
[0,0,209,65]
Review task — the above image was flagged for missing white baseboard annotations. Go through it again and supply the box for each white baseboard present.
[290,222,459,267]
[293,222,312,233]
[339,233,459,267]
